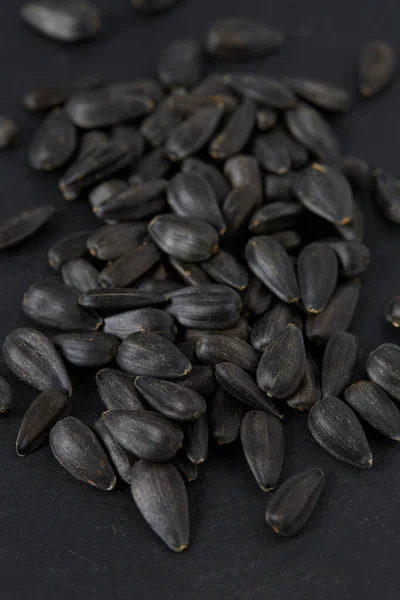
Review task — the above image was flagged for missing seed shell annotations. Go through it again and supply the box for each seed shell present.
[196,333,259,374]
[250,301,304,352]
[61,258,99,293]
[134,376,206,421]
[93,418,135,484]
[223,185,262,239]
[98,238,161,288]
[86,223,148,261]
[169,257,210,286]
[182,157,230,205]
[284,77,351,112]
[208,388,245,445]
[104,308,175,341]
[297,242,338,313]
[366,343,400,401]
[140,95,183,148]
[0,376,13,413]
[249,201,303,235]
[28,108,76,171]
[209,98,256,160]
[48,230,90,270]
[328,240,370,277]
[225,74,295,109]
[386,297,400,328]
[286,356,321,411]
[321,332,361,398]
[359,40,396,97]
[252,132,292,175]
[158,38,202,88]
[201,250,248,291]
[96,368,146,412]
[79,288,168,312]
[374,168,400,224]
[94,181,167,222]
[23,76,100,111]
[53,331,119,367]
[0,117,17,148]
[183,412,208,464]
[0,205,55,251]
[129,148,171,184]
[224,155,262,201]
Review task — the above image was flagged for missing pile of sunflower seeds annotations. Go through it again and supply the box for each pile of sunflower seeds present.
[1,3,400,551]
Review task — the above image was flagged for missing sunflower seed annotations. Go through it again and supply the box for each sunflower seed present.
[209,388,245,445]
[256,108,277,131]
[278,128,309,169]
[182,157,230,204]
[335,199,364,243]
[0,117,17,148]
[308,396,372,467]
[209,98,256,159]
[169,257,210,286]
[137,279,183,295]
[328,240,370,278]
[172,452,198,482]
[23,76,100,111]
[366,343,400,401]
[284,77,351,112]
[0,205,55,251]
[0,376,13,413]
[28,109,76,171]
[286,355,320,411]
[98,238,161,288]
[249,201,303,234]
[386,297,400,328]
[86,223,148,260]
[271,230,302,250]
[225,74,295,109]
[111,125,145,160]
[250,301,304,352]
[96,368,146,412]
[158,38,202,88]
[265,173,294,201]
[341,156,371,189]
[201,250,248,291]
[94,181,167,222]
[93,418,135,484]
[359,40,395,97]
[140,95,184,148]
[104,308,175,341]
[48,230,90,269]
[78,130,109,159]
[185,317,250,343]
[168,93,237,114]
[223,185,262,239]
[135,376,206,421]
[79,288,168,312]
[53,331,120,367]
[196,333,259,373]
[183,412,208,464]
[61,258,99,293]
[129,148,171,184]
[177,365,217,396]
[192,73,231,96]
[345,381,400,441]
[131,0,182,14]
[224,155,262,201]
[374,168,400,224]
[253,131,292,175]
[321,332,361,398]
[241,277,272,318]
[298,242,338,313]
[265,468,325,536]
[109,80,164,104]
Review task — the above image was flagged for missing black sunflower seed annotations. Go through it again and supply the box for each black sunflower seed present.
[131,0,182,14]
[308,396,372,468]
[252,131,292,175]
[23,75,100,111]
[172,452,198,482]
[192,73,230,96]
[215,362,282,418]
[286,355,321,411]
[49,416,116,490]
[256,108,277,131]
[292,163,353,225]
[341,156,371,189]
[306,280,361,345]
[165,104,224,161]
[140,95,184,148]
[148,215,219,262]
[86,223,148,261]
[97,238,161,288]
[102,410,183,461]
[278,127,309,168]
[28,109,76,171]
[93,418,135,484]
[104,308,175,341]
[245,235,300,303]
[129,148,171,184]
[256,324,306,399]
[48,230,90,270]
[196,333,259,373]
[366,343,400,401]
[241,410,284,491]
[78,130,109,160]
[166,284,241,330]
[185,317,250,343]
[321,332,361,398]
[224,154,262,201]
[249,201,303,235]
[0,376,13,413]
[328,240,370,277]
[201,250,248,291]
[284,77,351,112]
[93,180,167,222]
[374,168,400,224]
[285,103,342,162]
[112,78,164,100]
[130,460,189,553]
[183,412,208,464]
[182,157,230,205]
[205,17,286,60]
[0,205,55,251]
[345,381,400,441]
[79,288,168,312]
[96,368,146,412]
[20,0,101,42]
[250,301,304,352]
[16,389,69,456]
[158,38,202,88]
[265,173,294,201]
[138,279,182,295]
[335,199,364,243]
[117,332,191,379]
[0,117,17,148]
[168,93,237,114]
[111,125,145,160]
[61,258,99,293]
[224,74,296,109]
[297,242,338,313]
[53,331,120,367]
[265,468,325,536]
[242,277,272,318]
[209,98,256,160]
[386,297,400,328]
[23,278,101,331]
[359,39,396,97]
[208,388,245,445]
[169,257,211,286]
[134,376,206,421]
[3,328,72,396]
[222,185,262,239]
[271,230,302,250]
[177,365,217,397]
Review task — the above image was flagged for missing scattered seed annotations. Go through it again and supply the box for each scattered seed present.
[61,258,99,293]
[225,73,296,109]
[79,288,168,312]
[94,418,135,484]
[249,201,303,235]
[359,40,395,97]
[0,376,13,413]
[284,77,351,112]
[182,157,230,204]
[286,355,321,411]
[134,376,206,421]
[104,307,175,341]
[209,97,256,159]
[345,381,400,441]
[183,412,208,464]
[98,237,161,288]
[253,131,291,175]
[86,223,147,260]
[48,230,90,270]
[23,76,100,111]
[158,38,202,88]
[197,333,259,373]
[223,185,262,239]
[224,154,262,200]
[321,332,361,398]
[96,368,146,412]
[297,242,338,313]
[29,109,76,171]
[0,205,55,251]
[201,249,248,291]
[53,331,120,367]
[366,343,400,401]
[250,301,303,352]
[141,95,184,148]
[209,388,245,445]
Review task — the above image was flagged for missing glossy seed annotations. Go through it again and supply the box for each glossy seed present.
[0,376,13,413]
[172,452,198,482]
[245,235,300,303]
[271,229,302,250]
[285,103,342,162]
[205,17,286,60]
[183,412,208,464]
[77,130,109,160]
[374,168,400,224]
[224,155,262,201]
[131,0,182,14]
[201,250,248,291]
[49,230,90,270]
[23,76,100,111]
[284,77,351,112]
[79,288,167,312]
[208,388,245,445]
[298,242,338,313]
[249,201,303,234]
[286,355,321,411]
[224,74,295,109]
[209,98,256,159]
[169,257,210,286]
[335,199,364,243]
[28,109,76,170]
[241,411,284,491]
[308,396,372,467]
[117,332,191,379]
[256,108,277,131]
[242,277,272,318]
[98,238,161,288]
[328,240,370,277]
[265,468,325,536]
[265,173,294,201]
[366,343,400,401]
[158,38,202,88]
[182,157,230,205]
[196,333,259,374]
[166,284,241,330]
[102,410,183,461]
[96,368,146,412]
[386,297,400,328]
[23,278,101,331]
[53,331,119,367]
[104,308,175,341]
[177,365,217,397]
[192,73,230,96]
[359,40,395,97]
[306,280,361,345]
[61,258,99,293]
[129,148,171,184]
[20,0,101,42]
[130,460,189,553]
[215,362,282,418]
[93,419,135,484]
[94,180,167,222]
[223,185,262,239]
[257,324,306,399]
[111,125,145,160]
[253,131,291,175]
[168,93,238,114]
[0,205,55,251]
[3,328,72,396]
[49,417,116,490]
[321,332,360,398]
[341,156,371,189]
[135,376,206,421]
[86,223,147,261]
[140,95,184,148]
[148,215,219,262]
[345,381,400,441]
[250,301,304,352]
[16,389,69,456]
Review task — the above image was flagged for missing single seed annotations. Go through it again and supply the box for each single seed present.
[53,331,120,367]
[208,388,245,445]
[284,77,351,112]
[169,257,211,286]
[28,108,76,171]
[23,76,100,111]
[134,376,206,421]
[359,40,396,97]
[321,332,361,398]
[250,301,303,352]
[328,240,370,277]
[224,73,296,109]
[196,333,260,373]
[104,307,176,341]
[96,368,147,412]
[345,381,400,441]
[48,230,90,270]
[94,418,135,484]
[201,249,248,291]
[297,242,338,313]
[158,38,202,88]
[97,237,161,288]
[86,223,148,261]
[0,205,55,251]
[183,412,208,464]
[79,288,168,312]
[209,97,256,160]
[61,258,99,293]
[366,343,400,401]
[249,201,303,235]
[0,376,13,413]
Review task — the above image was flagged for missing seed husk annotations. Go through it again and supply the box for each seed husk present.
[166,284,242,330]
[165,104,224,161]
[241,411,284,491]
[285,103,342,162]
[292,163,353,225]
[286,355,321,411]
[196,333,259,374]
[20,0,102,42]
[129,148,171,184]
[131,0,182,14]
[49,416,116,490]
[93,418,135,484]
[94,180,167,222]
[183,412,208,464]
[53,331,120,367]
[249,201,303,235]
[335,199,364,243]
[253,131,292,175]
[104,308,176,341]
[117,332,191,379]
[223,185,262,239]
[0,117,17,148]
[79,288,168,312]
[256,324,306,399]
[245,235,300,303]
[96,368,146,412]
[3,328,72,396]
[321,332,361,398]
[23,278,102,331]
[209,97,256,160]
[359,40,395,97]
[208,388,245,445]
[86,223,148,261]
[158,38,202,88]
[284,77,351,112]
[265,468,325,536]
[130,460,189,553]
[48,230,90,270]
[97,237,161,288]
[344,381,400,441]
[386,297,400,328]
[16,389,69,456]
[256,108,277,131]
[271,229,302,250]
[0,205,55,251]
[224,154,262,201]
[134,376,206,421]
[172,452,198,482]
[102,410,183,461]
[250,301,304,352]
[111,125,145,161]
[140,95,184,148]
[177,365,217,397]
[224,74,296,109]
[28,109,76,171]
[148,214,219,262]
[366,343,400,401]
[23,76,100,111]
[61,258,99,293]
[0,376,13,413]
[201,250,248,291]
[182,157,230,205]
[306,280,361,345]
[298,242,338,313]
[374,168,400,224]
[308,396,372,467]
[328,240,370,277]
[205,17,286,60]
[265,173,294,201]
[215,362,282,418]
[169,257,211,286]
[185,317,250,343]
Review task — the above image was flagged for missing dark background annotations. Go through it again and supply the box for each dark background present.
[1,1,400,598]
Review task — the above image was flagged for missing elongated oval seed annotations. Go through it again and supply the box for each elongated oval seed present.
[130,460,189,552]
[297,242,338,313]
[3,328,72,396]
[359,40,396,97]
[0,376,13,413]
[345,381,400,441]
[223,185,262,239]
[183,412,208,464]
[61,258,99,293]
[208,388,245,445]
[242,277,272,318]
[373,168,400,224]
[104,308,176,341]
[29,109,76,170]
[134,376,206,421]
[252,132,292,175]
[366,343,400,401]
[182,157,230,205]
[249,201,303,235]
[196,333,260,373]
[158,38,202,88]
[286,356,321,411]
[284,77,351,112]
[0,205,55,251]
[241,411,284,491]
[335,199,365,243]
[96,368,146,412]
[308,396,372,467]
[49,417,116,490]
[328,240,370,277]
[225,74,295,109]
[86,223,148,261]
[250,301,303,352]
[386,297,400,328]
[93,419,135,484]
[209,98,256,159]
[224,154,262,199]
[97,238,161,288]
[201,250,248,291]
[265,468,325,536]
[321,332,361,398]
[53,331,120,367]
[79,288,168,312]
[93,180,167,222]
[48,230,90,270]
[102,410,183,461]
[23,75,101,111]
